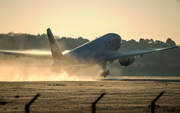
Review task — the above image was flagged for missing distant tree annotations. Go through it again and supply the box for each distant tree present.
[139,38,149,48]
[61,37,66,40]
[166,38,176,46]
[7,32,14,37]
[145,39,150,43]
[150,39,154,43]
[78,37,83,40]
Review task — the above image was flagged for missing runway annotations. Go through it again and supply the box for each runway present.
[101,78,180,82]
[0,76,180,113]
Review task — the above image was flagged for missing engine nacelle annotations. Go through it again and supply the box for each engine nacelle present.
[119,56,135,66]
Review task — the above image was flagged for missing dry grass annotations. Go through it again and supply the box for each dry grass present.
[0,78,180,113]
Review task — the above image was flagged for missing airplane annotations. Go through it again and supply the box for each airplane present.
[0,28,177,77]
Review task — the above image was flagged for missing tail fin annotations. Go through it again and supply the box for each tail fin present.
[47,28,76,64]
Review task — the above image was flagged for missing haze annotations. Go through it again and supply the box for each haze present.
[0,0,180,44]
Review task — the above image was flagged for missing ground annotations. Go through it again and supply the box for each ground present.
[0,76,180,113]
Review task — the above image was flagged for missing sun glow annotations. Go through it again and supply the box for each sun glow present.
[0,0,180,44]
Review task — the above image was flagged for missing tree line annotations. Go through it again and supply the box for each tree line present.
[0,32,89,51]
[0,32,179,76]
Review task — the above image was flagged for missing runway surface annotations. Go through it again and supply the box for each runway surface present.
[0,76,180,113]
[101,78,180,82]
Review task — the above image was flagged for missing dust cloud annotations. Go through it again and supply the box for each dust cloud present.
[0,54,102,81]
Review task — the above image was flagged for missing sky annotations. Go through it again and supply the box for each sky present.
[0,0,180,44]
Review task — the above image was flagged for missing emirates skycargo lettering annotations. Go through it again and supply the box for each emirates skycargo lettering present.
[104,37,120,50]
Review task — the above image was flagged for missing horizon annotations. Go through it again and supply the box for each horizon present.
[1,31,178,45]
[0,31,177,46]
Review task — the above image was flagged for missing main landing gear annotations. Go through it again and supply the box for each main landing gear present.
[99,62,109,78]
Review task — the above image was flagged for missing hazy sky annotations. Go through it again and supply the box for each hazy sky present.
[0,0,180,44]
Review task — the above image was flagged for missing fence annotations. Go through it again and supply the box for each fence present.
[0,91,166,113]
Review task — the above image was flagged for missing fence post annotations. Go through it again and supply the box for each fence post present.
[25,93,40,113]
[92,93,106,113]
[151,92,164,113]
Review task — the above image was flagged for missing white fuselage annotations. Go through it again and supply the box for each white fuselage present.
[64,33,121,65]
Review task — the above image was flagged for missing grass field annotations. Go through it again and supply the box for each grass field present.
[0,77,180,113]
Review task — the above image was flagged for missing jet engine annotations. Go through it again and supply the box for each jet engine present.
[119,56,135,66]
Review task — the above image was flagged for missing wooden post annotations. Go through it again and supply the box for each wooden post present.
[25,93,40,113]
[92,93,106,113]
[151,92,164,113]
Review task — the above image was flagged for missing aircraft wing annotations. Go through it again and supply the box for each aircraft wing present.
[106,46,177,61]
[0,50,52,59]
[0,49,89,66]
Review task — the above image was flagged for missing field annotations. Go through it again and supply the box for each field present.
[0,77,180,113]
